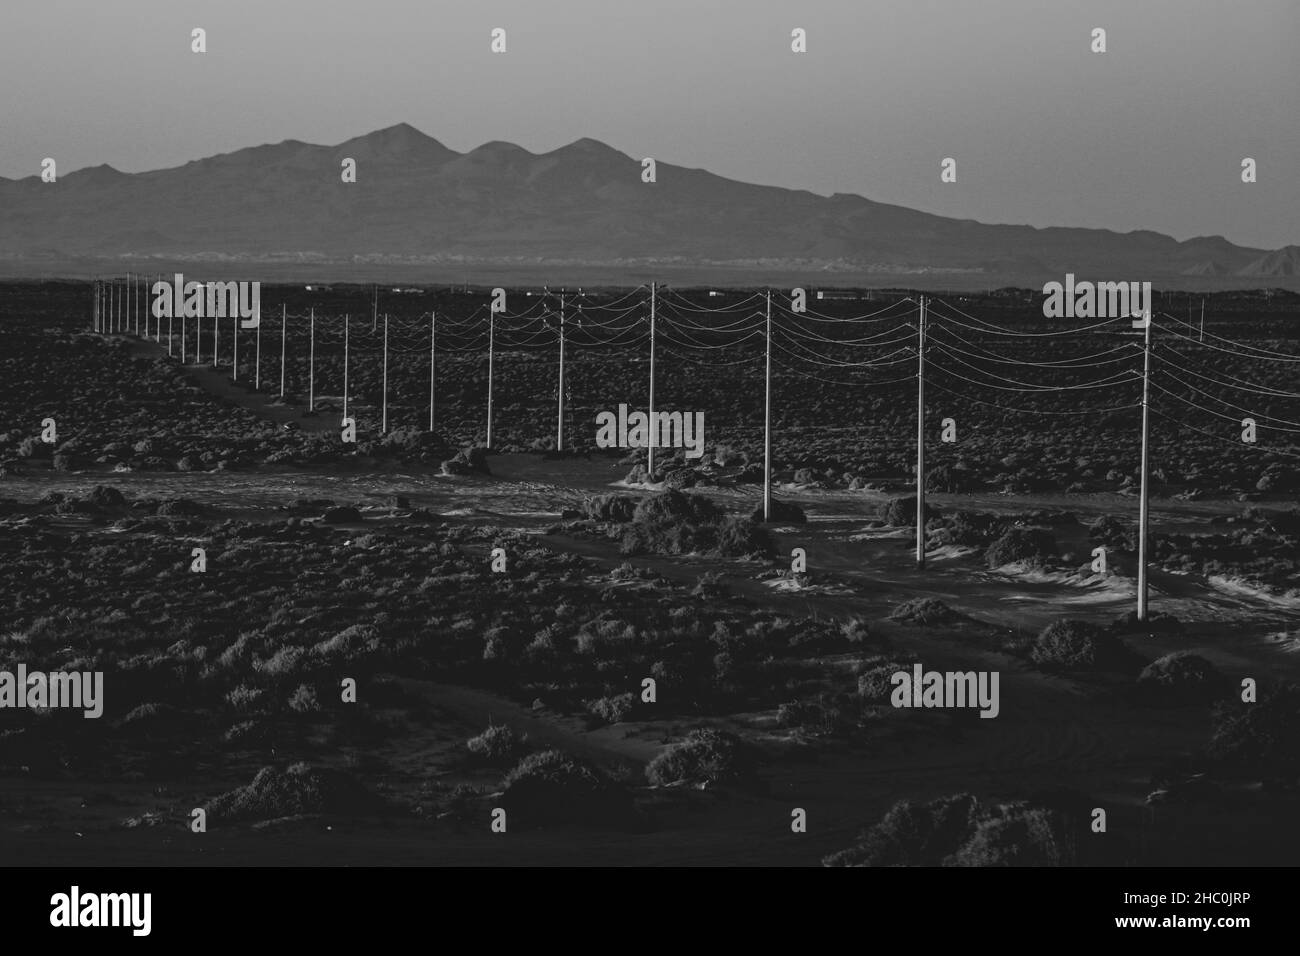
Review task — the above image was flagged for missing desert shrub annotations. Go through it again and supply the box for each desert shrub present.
[205,763,380,825]
[823,794,1076,867]
[288,683,321,713]
[775,692,861,735]
[751,499,807,524]
[840,617,872,644]
[822,793,981,867]
[586,692,637,725]
[1030,620,1140,672]
[927,464,976,494]
[321,505,362,524]
[499,749,632,829]
[690,571,727,599]
[439,783,484,821]
[932,510,1004,546]
[87,485,126,508]
[879,496,933,527]
[945,803,1075,867]
[583,494,638,522]
[466,723,528,762]
[888,597,964,626]
[634,489,720,525]
[17,436,50,459]
[662,468,697,490]
[1137,653,1227,705]
[1090,514,1134,549]
[312,623,380,663]
[715,516,772,557]
[621,490,769,558]
[985,528,1057,569]
[225,684,265,712]
[857,659,909,703]
[713,444,744,466]
[1208,682,1300,780]
[646,729,758,788]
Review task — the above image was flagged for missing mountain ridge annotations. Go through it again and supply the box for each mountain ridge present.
[0,124,1291,289]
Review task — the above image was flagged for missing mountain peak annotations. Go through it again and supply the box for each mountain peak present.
[558,137,617,153]
[472,140,534,156]
[369,122,433,142]
[69,163,128,182]
[337,124,455,160]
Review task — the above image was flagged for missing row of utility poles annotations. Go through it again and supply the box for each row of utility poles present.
[92,279,1162,621]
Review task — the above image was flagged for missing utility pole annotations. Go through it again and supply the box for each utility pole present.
[1199,297,1206,343]
[381,313,389,434]
[233,313,239,381]
[647,282,657,479]
[343,313,350,422]
[916,295,927,568]
[486,305,495,449]
[254,306,262,388]
[434,312,444,431]
[279,305,287,397]
[763,289,773,521]
[556,293,566,452]
[1137,307,1154,621]
[309,307,315,411]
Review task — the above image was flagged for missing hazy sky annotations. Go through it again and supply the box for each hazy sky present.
[2,0,1297,248]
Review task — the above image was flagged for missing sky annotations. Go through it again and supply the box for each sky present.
[2,0,1297,249]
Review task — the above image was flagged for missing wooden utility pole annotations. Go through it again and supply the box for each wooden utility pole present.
[381,314,389,434]
[763,289,773,521]
[254,306,262,388]
[1137,307,1154,621]
[279,305,287,397]
[486,305,496,449]
[916,295,927,568]
[434,312,444,431]
[309,308,315,411]
[647,282,657,479]
[556,293,566,452]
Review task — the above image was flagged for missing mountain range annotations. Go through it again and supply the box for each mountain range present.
[2,123,1296,288]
